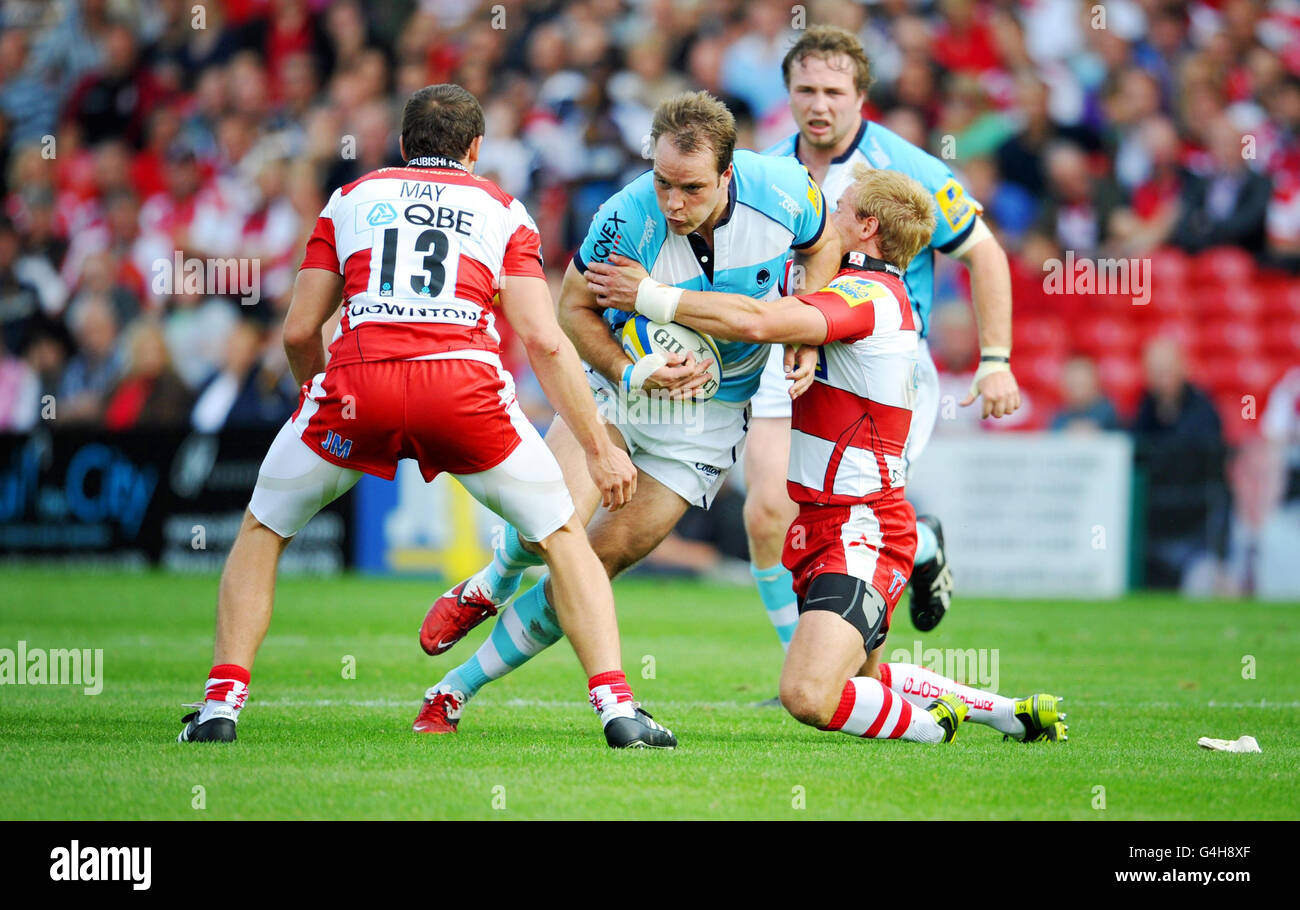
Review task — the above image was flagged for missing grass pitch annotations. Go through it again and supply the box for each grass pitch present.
[1,569,1296,820]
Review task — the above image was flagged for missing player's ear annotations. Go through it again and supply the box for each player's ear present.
[860,214,880,244]
[398,135,406,161]
[466,135,484,170]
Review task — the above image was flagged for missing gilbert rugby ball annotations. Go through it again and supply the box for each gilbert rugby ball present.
[621,314,722,400]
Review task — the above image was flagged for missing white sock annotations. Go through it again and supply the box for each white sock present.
[822,676,947,743]
[880,662,1025,739]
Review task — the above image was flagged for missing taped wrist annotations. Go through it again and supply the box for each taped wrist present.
[635,277,683,324]
[621,352,669,395]
[970,346,1011,395]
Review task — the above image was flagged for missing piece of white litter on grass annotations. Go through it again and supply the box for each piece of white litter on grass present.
[1197,735,1261,753]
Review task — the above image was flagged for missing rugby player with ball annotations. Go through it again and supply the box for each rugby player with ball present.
[412,91,842,735]
[588,166,1067,745]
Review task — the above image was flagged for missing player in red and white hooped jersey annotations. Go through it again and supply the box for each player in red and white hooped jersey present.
[177,84,676,750]
[597,165,1067,745]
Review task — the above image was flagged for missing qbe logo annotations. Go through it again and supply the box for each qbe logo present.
[49,841,151,890]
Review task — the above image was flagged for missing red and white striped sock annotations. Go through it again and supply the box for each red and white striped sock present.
[821,676,946,743]
[197,663,250,725]
[880,662,1023,738]
[588,670,636,724]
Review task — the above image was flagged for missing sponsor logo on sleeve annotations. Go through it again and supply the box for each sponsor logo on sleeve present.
[935,179,974,231]
[804,169,824,217]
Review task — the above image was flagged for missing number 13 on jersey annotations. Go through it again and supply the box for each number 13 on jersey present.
[373,216,461,301]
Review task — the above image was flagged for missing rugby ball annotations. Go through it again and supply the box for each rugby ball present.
[621,314,722,400]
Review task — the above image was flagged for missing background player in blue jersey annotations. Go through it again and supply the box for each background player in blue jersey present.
[742,26,1023,667]
[411,92,841,733]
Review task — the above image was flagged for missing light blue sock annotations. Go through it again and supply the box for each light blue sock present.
[483,525,544,603]
[751,562,798,653]
[914,521,938,566]
[440,575,564,701]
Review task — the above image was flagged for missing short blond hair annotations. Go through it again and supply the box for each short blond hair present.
[651,91,737,175]
[843,164,935,269]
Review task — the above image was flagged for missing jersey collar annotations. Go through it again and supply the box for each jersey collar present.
[841,249,902,278]
[832,119,868,165]
[405,155,469,172]
[712,174,739,229]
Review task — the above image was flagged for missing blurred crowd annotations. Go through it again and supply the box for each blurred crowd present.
[0,0,1297,592]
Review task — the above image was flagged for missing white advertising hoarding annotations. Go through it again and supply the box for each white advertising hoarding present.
[906,433,1133,598]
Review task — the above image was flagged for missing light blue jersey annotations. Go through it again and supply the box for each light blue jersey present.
[574,149,826,404]
[765,120,982,338]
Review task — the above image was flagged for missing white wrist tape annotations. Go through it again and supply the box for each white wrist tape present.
[635,277,684,324]
[624,352,669,395]
[969,346,1011,397]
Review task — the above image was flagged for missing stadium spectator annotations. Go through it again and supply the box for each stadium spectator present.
[103,317,192,430]
[1109,115,1184,256]
[1134,337,1224,444]
[14,185,70,306]
[56,292,122,424]
[1051,355,1120,433]
[995,75,1099,199]
[190,315,296,432]
[138,142,229,272]
[63,22,168,148]
[1263,73,1300,271]
[720,0,795,129]
[163,290,239,390]
[0,28,56,146]
[1104,67,1165,194]
[956,155,1037,244]
[1132,337,1230,591]
[1035,141,1124,258]
[0,313,68,430]
[0,213,44,354]
[1169,116,1272,255]
[323,100,397,193]
[61,187,160,306]
[931,0,1002,76]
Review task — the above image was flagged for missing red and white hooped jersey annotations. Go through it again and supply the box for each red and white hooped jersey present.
[299,156,545,369]
[785,252,919,507]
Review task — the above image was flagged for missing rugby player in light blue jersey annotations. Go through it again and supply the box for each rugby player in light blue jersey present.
[411,91,841,735]
[741,25,1023,667]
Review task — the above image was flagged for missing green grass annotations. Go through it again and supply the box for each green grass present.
[1,570,1296,820]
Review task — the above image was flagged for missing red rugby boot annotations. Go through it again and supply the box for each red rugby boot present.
[412,686,464,734]
[418,580,498,656]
